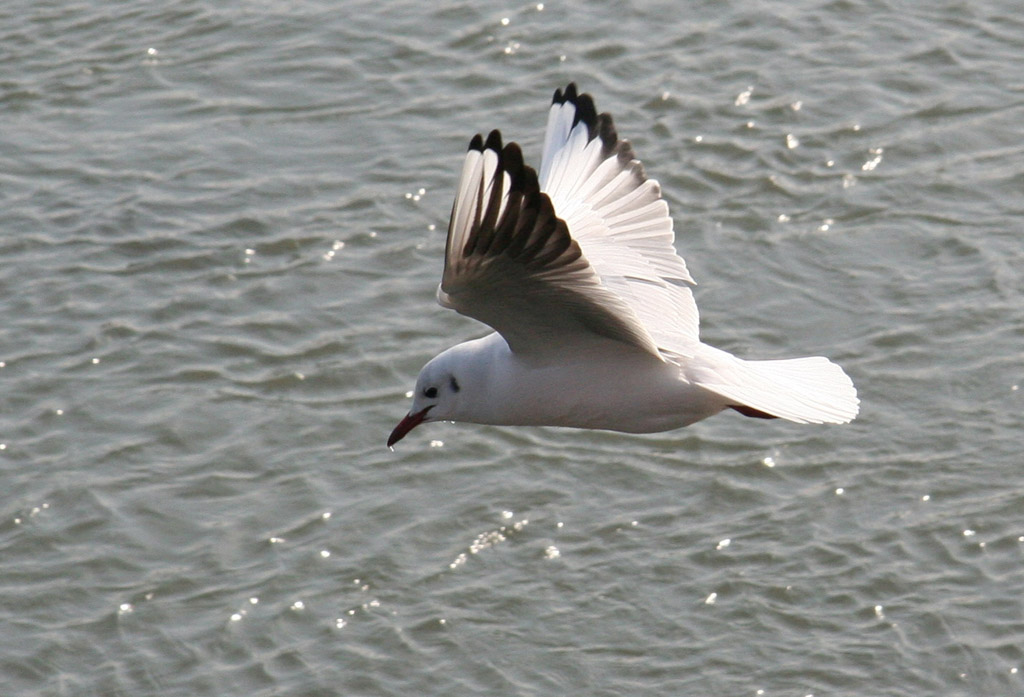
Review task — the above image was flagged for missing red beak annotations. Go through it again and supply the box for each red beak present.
[387,406,432,448]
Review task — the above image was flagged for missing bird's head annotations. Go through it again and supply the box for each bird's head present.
[387,351,467,447]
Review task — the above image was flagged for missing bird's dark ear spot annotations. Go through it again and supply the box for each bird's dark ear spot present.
[449,376,460,393]
[424,386,438,399]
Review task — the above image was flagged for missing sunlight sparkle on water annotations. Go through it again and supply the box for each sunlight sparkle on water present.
[450,516,529,568]
[862,147,884,171]
[323,240,344,260]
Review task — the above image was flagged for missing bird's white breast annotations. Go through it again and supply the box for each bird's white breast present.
[454,333,726,433]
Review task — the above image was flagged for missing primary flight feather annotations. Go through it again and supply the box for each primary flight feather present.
[389,83,858,447]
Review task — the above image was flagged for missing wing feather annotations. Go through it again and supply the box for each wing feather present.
[540,84,701,358]
[439,131,661,359]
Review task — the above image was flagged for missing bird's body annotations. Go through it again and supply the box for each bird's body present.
[389,84,858,447]
[419,332,725,433]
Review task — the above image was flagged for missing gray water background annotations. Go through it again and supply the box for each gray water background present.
[2,1,1023,695]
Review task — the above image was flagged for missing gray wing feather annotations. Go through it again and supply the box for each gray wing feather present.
[439,130,661,358]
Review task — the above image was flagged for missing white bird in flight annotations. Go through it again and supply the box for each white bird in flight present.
[388,83,858,447]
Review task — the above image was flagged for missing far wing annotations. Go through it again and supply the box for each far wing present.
[438,130,662,360]
[540,83,700,358]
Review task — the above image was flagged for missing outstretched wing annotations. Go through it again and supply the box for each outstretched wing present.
[438,130,662,360]
[540,83,701,358]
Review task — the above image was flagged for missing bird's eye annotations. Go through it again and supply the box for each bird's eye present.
[423,386,438,399]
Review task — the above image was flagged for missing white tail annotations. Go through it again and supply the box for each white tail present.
[690,345,859,424]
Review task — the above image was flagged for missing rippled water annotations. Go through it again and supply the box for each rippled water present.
[3,1,1023,695]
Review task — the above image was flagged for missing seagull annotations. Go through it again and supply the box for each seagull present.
[388,83,858,447]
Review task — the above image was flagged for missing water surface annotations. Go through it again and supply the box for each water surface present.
[2,1,1023,695]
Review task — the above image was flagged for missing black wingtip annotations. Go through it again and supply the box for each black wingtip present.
[556,86,638,167]
[552,82,599,140]
[553,82,578,106]
[467,132,531,197]
[573,94,598,133]
[596,112,618,152]
[501,142,526,191]
[484,129,503,153]
[470,130,505,154]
